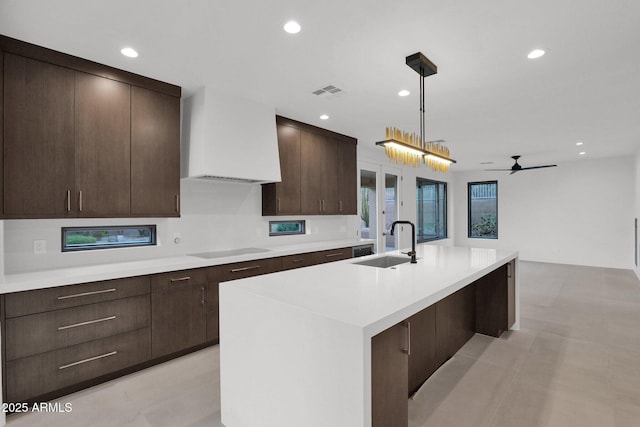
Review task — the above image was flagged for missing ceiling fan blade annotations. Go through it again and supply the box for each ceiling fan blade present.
[519,165,557,170]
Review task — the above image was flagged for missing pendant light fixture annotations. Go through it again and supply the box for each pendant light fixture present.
[376,52,456,172]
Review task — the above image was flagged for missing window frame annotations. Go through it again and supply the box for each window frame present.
[467,181,498,239]
[61,225,157,252]
[268,220,306,236]
[416,177,448,243]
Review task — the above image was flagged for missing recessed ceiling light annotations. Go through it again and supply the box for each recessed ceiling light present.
[398,90,410,97]
[527,49,545,59]
[320,114,329,120]
[283,21,301,34]
[576,141,583,146]
[579,151,586,155]
[120,47,138,58]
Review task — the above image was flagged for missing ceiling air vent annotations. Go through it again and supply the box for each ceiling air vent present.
[312,85,343,96]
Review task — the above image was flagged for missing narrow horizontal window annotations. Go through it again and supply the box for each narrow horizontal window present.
[62,225,157,252]
[269,220,305,236]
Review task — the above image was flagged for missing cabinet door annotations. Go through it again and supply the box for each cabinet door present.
[300,131,337,214]
[4,53,75,217]
[371,322,408,427]
[336,141,357,214]
[151,283,206,358]
[75,73,131,217]
[476,264,509,337]
[407,304,436,397]
[507,260,516,329]
[274,124,301,214]
[435,286,476,368]
[131,86,180,217]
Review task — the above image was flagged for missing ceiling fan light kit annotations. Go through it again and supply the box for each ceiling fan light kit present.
[376,52,456,172]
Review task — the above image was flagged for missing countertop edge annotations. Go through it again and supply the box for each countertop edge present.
[0,239,374,294]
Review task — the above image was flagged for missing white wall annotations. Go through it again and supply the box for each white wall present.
[452,156,635,269]
[3,179,357,274]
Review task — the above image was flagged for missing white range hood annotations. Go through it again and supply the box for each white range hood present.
[182,87,281,183]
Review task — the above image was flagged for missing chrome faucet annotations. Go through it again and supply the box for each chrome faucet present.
[390,221,417,263]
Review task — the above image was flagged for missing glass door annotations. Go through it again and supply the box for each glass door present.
[382,172,399,252]
[359,163,402,254]
[359,169,378,242]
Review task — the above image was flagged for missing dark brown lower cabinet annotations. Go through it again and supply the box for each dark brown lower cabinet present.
[151,282,207,358]
[371,321,408,427]
[205,267,221,342]
[407,304,436,396]
[435,284,476,368]
[6,328,150,403]
[476,264,511,337]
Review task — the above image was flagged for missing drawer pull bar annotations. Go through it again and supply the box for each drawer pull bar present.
[58,315,117,331]
[170,276,191,282]
[230,265,261,273]
[58,351,118,370]
[57,288,117,300]
[325,252,343,258]
[291,259,305,263]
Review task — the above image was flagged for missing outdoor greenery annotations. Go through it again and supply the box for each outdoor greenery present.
[361,189,370,227]
[471,214,497,237]
[66,234,97,245]
[275,223,301,232]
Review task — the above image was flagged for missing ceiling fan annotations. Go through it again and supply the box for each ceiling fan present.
[486,155,557,174]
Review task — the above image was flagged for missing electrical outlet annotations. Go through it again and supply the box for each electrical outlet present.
[34,240,47,254]
[173,233,182,244]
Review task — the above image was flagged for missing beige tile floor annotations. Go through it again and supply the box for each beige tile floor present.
[7,261,640,427]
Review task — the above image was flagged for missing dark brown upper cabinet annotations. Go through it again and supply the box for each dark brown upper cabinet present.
[131,87,181,217]
[4,53,76,218]
[262,116,357,216]
[75,73,131,217]
[0,35,181,219]
[262,122,302,215]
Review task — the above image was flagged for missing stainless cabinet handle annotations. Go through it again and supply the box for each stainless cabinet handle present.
[401,321,411,355]
[66,190,71,212]
[58,315,117,331]
[325,252,343,258]
[79,190,83,212]
[170,276,191,282]
[201,287,205,306]
[175,194,180,213]
[507,262,512,278]
[59,351,117,370]
[277,198,281,213]
[319,200,322,212]
[230,265,261,273]
[291,258,305,263]
[339,200,343,212]
[322,200,325,212]
[57,288,117,300]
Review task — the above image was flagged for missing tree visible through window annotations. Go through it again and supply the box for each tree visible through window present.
[468,181,498,239]
[416,178,447,242]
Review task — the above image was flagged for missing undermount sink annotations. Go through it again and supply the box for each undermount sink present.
[353,255,412,268]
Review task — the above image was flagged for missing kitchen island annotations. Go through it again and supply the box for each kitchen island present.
[219,244,518,427]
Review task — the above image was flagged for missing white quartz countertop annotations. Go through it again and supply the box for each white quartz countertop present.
[0,239,374,294]
[222,245,518,337]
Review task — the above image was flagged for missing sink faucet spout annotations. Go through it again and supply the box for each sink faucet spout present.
[390,220,417,263]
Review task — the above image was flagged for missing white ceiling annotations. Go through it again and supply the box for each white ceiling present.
[2,0,639,170]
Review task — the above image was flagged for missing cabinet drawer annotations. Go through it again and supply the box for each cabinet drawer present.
[311,247,352,265]
[281,253,315,270]
[219,257,282,282]
[6,327,151,403]
[150,268,207,292]
[6,295,150,361]
[5,276,150,318]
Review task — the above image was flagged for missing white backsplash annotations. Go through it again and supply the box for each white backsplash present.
[2,179,358,274]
